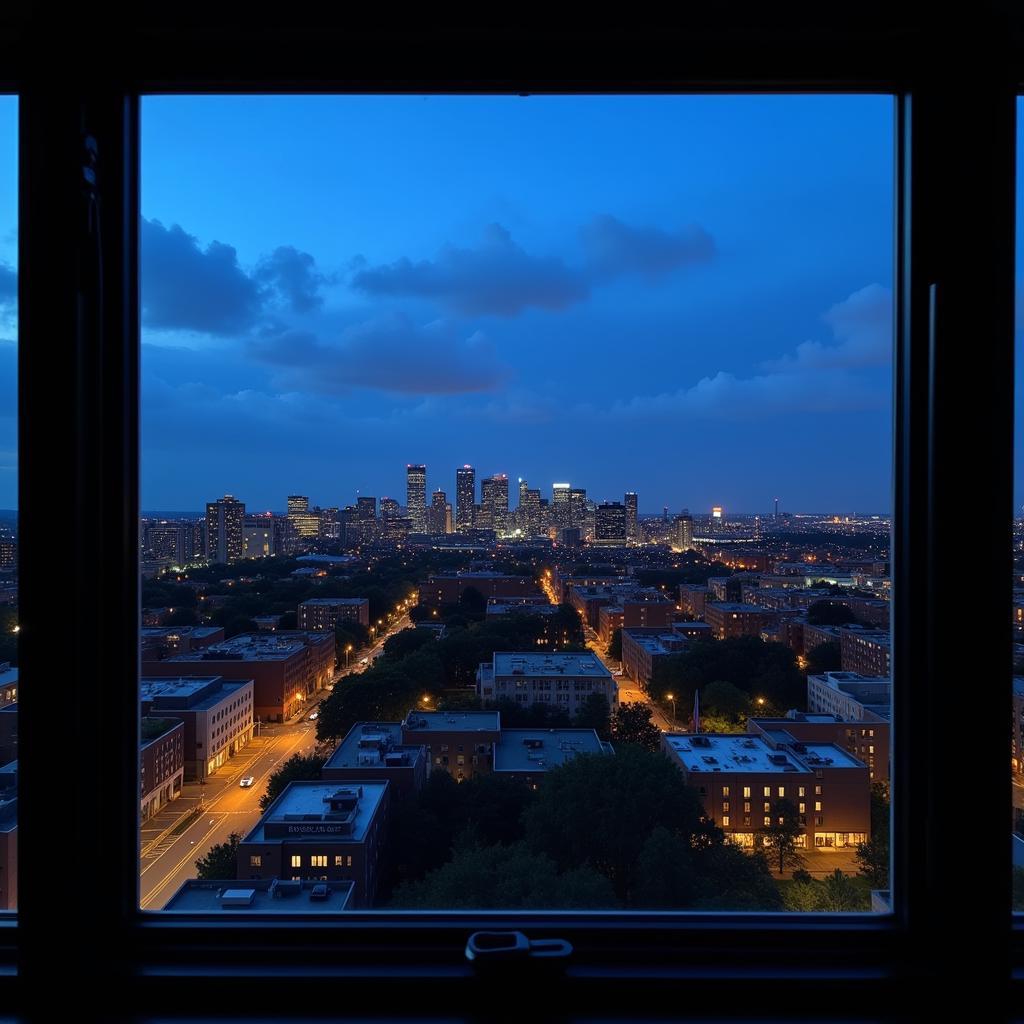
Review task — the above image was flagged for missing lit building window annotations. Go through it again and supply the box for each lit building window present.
[763,786,771,797]
[763,816,771,826]
[250,856,261,867]
[311,855,327,868]
[291,855,301,868]
[743,786,751,798]
[722,816,730,827]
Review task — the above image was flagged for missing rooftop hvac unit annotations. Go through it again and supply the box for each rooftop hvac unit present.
[220,889,256,907]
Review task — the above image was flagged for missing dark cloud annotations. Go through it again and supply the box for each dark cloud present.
[0,262,15,309]
[255,246,328,314]
[580,215,715,279]
[141,218,266,335]
[352,223,589,317]
[611,284,889,421]
[249,313,511,396]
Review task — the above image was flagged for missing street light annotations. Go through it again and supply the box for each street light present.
[666,692,676,726]
[345,643,353,669]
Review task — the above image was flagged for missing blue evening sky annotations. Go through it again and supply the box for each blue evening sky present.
[5,92,972,515]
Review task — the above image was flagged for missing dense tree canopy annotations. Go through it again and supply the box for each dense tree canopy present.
[259,752,324,810]
[195,833,241,880]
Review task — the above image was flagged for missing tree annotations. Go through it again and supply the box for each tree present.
[804,640,842,675]
[259,752,324,810]
[458,585,487,619]
[817,869,864,911]
[383,627,436,660]
[758,797,806,874]
[782,879,822,912]
[574,692,611,738]
[855,782,890,888]
[702,680,749,723]
[195,832,241,880]
[522,745,715,903]
[607,627,623,661]
[389,835,617,910]
[610,702,661,752]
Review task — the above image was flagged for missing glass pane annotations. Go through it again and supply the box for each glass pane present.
[140,95,892,913]
[0,96,16,913]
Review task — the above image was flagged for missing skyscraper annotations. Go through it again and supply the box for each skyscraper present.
[430,490,450,534]
[594,502,627,546]
[519,480,541,538]
[380,497,399,521]
[287,495,309,515]
[206,495,245,564]
[552,483,571,534]
[486,474,509,536]
[569,488,587,529]
[674,510,694,552]
[406,465,427,532]
[456,465,475,533]
[625,492,638,543]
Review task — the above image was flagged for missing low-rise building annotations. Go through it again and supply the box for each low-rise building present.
[401,710,501,781]
[0,663,16,708]
[493,728,611,788]
[420,573,541,608]
[143,631,334,722]
[749,712,889,784]
[322,722,427,797]
[237,781,390,908]
[140,716,184,821]
[705,603,778,640]
[139,626,226,661]
[621,627,689,690]
[661,730,870,850]
[140,676,254,781]
[677,584,708,619]
[478,652,618,718]
[839,626,892,677]
[165,877,355,913]
[298,597,370,630]
[806,671,892,723]
[0,794,15,910]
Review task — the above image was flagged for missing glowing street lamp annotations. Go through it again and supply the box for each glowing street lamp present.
[345,643,353,669]
[666,691,676,726]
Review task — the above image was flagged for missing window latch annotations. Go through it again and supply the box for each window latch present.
[465,931,573,965]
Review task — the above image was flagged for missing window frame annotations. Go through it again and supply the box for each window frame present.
[4,12,1021,1016]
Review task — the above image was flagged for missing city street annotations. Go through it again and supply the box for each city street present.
[139,613,413,910]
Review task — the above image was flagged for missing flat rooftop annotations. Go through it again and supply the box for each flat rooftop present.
[494,729,606,773]
[706,603,772,613]
[165,878,354,913]
[486,603,559,616]
[402,710,501,732]
[245,781,388,844]
[299,597,368,606]
[492,651,611,678]
[140,676,250,710]
[325,722,423,771]
[162,633,326,662]
[140,626,223,640]
[663,733,863,774]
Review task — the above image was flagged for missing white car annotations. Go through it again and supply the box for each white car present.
[239,776,255,788]
[308,711,318,721]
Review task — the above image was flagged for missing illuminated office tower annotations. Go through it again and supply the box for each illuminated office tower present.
[569,488,587,529]
[430,490,450,534]
[206,495,245,564]
[711,506,724,532]
[594,502,627,546]
[487,474,509,536]
[456,465,476,533]
[287,495,309,516]
[380,497,400,521]
[519,480,541,538]
[754,515,762,544]
[674,510,694,551]
[552,483,571,533]
[625,492,638,543]
[406,465,427,532]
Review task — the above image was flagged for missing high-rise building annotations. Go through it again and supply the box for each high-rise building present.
[518,480,541,538]
[287,495,309,516]
[569,487,587,529]
[206,495,245,564]
[243,513,278,558]
[456,465,475,533]
[594,502,627,546]
[625,492,638,543]
[674,510,694,552]
[483,474,509,536]
[145,522,200,565]
[753,515,762,544]
[552,483,571,535]
[711,506,724,530]
[406,465,427,532]
[380,497,400,521]
[430,490,450,534]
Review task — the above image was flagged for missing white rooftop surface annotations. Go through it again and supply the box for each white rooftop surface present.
[165,879,355,913]
[494,729,605,772]
[664,733,863,773]
[403,710,501,732]
[247,781,388,843]
[140,676,225,698]
[300,597,368,605]
[492,652,612,678]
